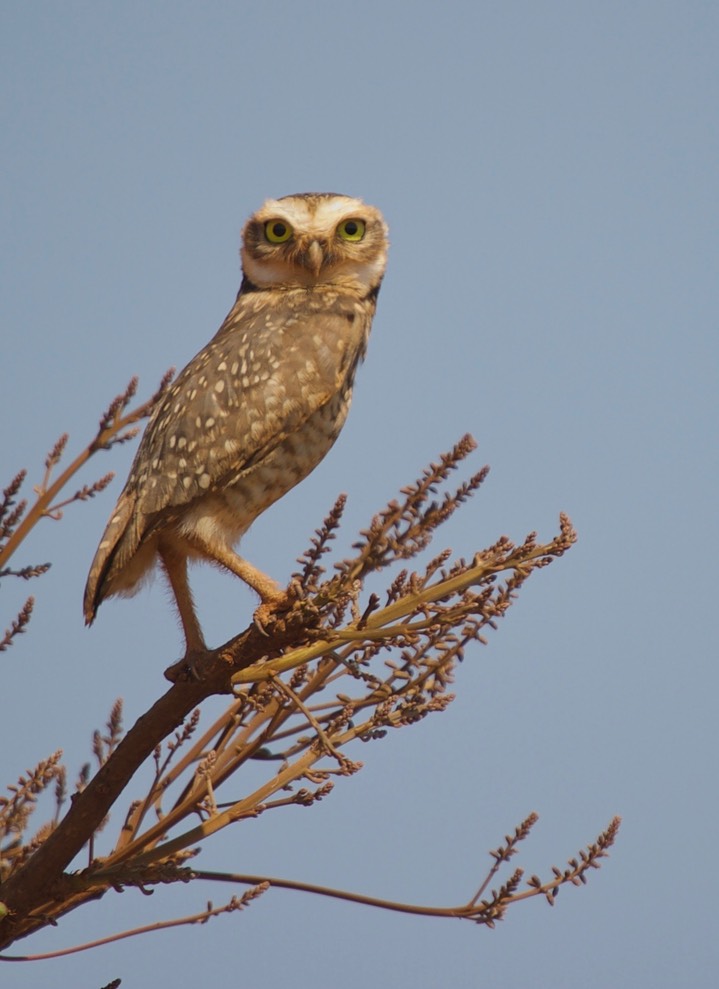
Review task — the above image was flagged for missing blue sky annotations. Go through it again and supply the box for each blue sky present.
[2,2,717,986]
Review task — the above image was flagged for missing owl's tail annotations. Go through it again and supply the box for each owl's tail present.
[83,493,139,625]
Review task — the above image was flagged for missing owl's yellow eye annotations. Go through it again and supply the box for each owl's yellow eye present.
[337,218,366,242]
[264,219,293,243]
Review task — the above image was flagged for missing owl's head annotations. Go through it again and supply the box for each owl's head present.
[240,193,388,292]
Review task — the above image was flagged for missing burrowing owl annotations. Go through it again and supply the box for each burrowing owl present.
[84,193,388,657]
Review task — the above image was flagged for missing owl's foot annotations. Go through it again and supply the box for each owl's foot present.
[252,580,321,637]
[253,591,294,636]
[164,647,210,683]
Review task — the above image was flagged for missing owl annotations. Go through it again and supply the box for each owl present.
[84,193,388,658]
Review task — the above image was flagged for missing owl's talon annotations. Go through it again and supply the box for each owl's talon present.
[253,610,272,637]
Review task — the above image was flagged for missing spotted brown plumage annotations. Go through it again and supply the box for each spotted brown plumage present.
[84,193,388,657]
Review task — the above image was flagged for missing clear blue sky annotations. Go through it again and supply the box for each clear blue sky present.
[2,2,717,986]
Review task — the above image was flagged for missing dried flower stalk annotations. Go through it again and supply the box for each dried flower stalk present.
[0,382,618,959]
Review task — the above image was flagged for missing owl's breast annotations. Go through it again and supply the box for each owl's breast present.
[175,388,351,549]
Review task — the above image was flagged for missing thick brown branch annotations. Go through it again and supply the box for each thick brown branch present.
[0,621,303,948]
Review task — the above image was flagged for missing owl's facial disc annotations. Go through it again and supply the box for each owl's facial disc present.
[241,193,388,291]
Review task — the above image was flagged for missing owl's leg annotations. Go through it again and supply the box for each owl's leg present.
[205,543,284,603]
[183,534,285,605]
[159,543,207,656]
[207,546,290,636]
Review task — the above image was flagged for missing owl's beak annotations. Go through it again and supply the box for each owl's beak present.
[306,239,324,277]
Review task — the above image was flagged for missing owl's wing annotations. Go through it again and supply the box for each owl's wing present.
[132,292,368,519]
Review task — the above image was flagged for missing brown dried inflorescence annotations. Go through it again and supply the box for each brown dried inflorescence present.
[0,380,617,960]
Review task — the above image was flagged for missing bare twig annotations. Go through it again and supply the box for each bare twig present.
[0,883,269,961]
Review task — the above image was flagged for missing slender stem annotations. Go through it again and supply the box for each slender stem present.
[231,549,544,685]
[0,395,156,571]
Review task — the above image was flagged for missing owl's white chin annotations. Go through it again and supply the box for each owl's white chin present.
[242,253,385,294]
